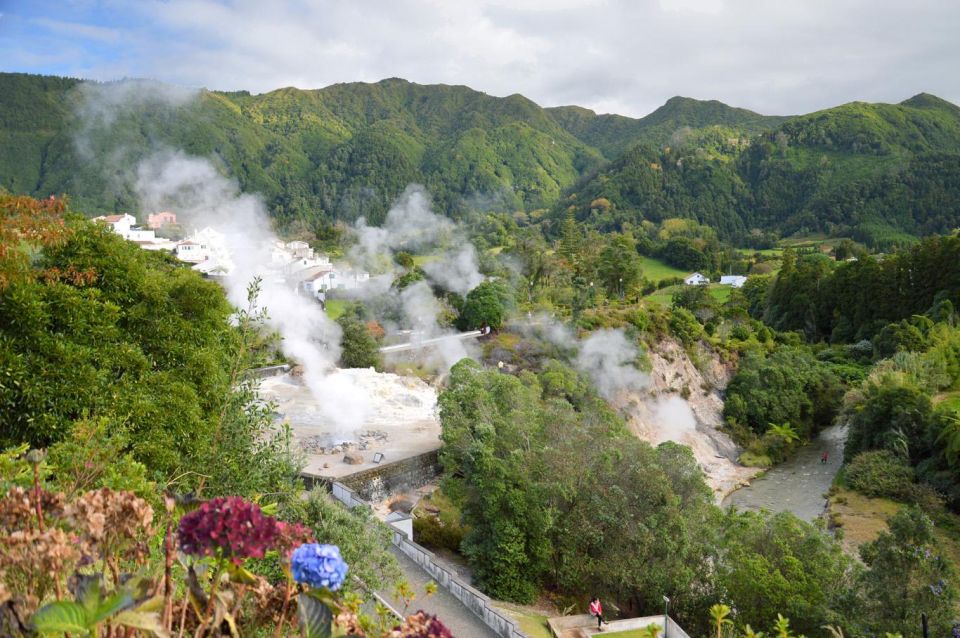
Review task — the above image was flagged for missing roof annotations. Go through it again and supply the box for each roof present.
[99,214,128,223]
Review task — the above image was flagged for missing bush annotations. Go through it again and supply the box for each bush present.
[413,514,465,553]
[846,450,914,500]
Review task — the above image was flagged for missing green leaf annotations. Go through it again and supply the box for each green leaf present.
[134,594,166,614]
[298,592,333,638]
[90,589,134,625]
[114,610,170,638]
[31,601,90,635]
[225,561,259,585]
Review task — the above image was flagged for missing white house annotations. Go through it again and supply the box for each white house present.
[684,272,709,286]
[720,275,748,288]
[93,214,136,238]
[174,240,208,263]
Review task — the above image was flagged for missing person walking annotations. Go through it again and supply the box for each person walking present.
[589,597,606,630]
[821,450,829,464]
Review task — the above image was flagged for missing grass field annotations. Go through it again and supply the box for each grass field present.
[412,254,440,267]
[643,283,732,306]
[324,299,348,320]
[638,256,687,283]
[603,629,652,638]
[828,487,960,567]
[493,603,553,638]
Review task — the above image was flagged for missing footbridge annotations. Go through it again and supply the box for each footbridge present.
[378,330,483,354]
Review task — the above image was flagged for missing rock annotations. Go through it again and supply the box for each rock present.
[343,452,364,465]
[422,503,440,514]
[389,499,414,513]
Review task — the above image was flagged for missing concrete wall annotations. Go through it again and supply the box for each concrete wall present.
[328,481,529,638]
[338,449,441,502]
[247,364,291,379]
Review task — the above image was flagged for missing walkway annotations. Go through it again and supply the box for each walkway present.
[722,424,847,521]
[379,330,483,354]
[377,546,500,638]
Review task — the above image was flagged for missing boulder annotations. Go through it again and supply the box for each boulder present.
[343,452,364,465]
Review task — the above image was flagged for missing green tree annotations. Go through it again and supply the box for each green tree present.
[858,507,958,637]
[717,511,858,636]
[459,279,515,330]
[337,314,382,369]
[596,232,643,299]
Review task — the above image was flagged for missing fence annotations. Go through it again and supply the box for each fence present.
[328,481,529,638]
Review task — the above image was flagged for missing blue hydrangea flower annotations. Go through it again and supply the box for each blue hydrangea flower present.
[291,543,349,591]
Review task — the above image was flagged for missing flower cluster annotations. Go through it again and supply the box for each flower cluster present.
[291,543,348,591]
[177,496,278,563]
[274,520,316,560]
[388,610,454,638]
[65,487,154,561]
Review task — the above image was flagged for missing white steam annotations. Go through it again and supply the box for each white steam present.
[349,185,484,373]
[73,80,197,160]
[574,329,650,401]
[134,150,369,437]
[649,395,698,443]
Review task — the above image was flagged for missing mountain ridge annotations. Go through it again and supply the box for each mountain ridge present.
[1,71,959,244]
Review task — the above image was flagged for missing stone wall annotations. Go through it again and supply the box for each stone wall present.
[337,449,441,502]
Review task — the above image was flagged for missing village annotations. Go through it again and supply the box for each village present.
[92,211,369,304]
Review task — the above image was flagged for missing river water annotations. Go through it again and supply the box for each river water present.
[722,425,847,522]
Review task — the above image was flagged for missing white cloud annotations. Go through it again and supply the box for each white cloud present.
[5,0,960,116]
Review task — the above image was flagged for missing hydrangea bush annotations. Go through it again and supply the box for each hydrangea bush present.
[0,449,449,637]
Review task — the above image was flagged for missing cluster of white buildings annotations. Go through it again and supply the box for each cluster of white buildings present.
[93,212,369,300]
[683,272,748,288]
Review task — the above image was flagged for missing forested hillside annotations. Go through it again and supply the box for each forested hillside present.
[560,94,960,247]
[3,72,960,246]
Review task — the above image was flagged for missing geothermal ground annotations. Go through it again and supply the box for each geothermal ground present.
[259,368,441,478]
[620,339,760,499]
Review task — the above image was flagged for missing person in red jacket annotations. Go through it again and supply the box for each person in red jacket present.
[589,597,606,630]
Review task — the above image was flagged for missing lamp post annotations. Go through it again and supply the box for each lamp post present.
[619,277,624,301]
[663,596,670,638]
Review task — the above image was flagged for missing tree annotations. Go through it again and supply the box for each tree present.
[459,279,515,330]
[337,314,381,369]
[596,233,643,299]
[858,507,958,637]
[843,376,934,464]
[438,360,551,602]
[717,511,858,636]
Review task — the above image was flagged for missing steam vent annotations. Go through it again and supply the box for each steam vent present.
[259,368,441,478]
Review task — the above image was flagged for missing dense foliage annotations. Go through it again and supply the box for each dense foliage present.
[5,73,960,245]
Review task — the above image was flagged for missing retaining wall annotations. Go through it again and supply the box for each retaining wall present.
[337,449,441,502]
[247,364,291,379]
[328,481,529,638]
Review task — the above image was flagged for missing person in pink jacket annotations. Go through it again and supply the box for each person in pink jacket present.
[589,597,607,630]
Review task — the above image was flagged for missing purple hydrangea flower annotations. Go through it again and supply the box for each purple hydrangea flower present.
[291,543,348,591]
[177,496,278,564]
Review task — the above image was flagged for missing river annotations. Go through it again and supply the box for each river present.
[722,425,847,522]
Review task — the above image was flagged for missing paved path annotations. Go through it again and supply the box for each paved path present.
[377,546,500,638]
[722,424,846,521]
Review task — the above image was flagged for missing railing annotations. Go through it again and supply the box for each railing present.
[328,481,530,638]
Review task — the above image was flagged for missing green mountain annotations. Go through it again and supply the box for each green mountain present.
[548,95,788,158]
[0,72,607,228]
[2,72,960,246]
[559,94,960,246]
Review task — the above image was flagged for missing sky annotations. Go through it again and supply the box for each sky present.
[0,0,958,118]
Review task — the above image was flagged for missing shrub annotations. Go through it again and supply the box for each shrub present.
[846,450,914,500]
[412,514,465,553]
